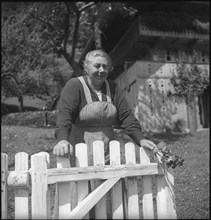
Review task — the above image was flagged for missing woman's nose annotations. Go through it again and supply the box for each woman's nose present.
[99,65,105,72]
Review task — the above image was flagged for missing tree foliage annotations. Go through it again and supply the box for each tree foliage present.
[29,2,138,76]
[169,51,209,105]
[1,2,137,110]
[1,7,64,110]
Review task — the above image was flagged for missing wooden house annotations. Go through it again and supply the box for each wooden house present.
[99,1,210,132]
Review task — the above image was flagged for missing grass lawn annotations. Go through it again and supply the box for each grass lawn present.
[1,125,209,219]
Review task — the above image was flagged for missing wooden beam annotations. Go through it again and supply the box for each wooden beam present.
[125,142,139,219]
[7,171,29,188]
[140,147,154,219]
[14,152,29,219]
[54,156,74,219]
[151,36,162,48]
[31,153,49,219]
[170,38,179,45]
[64,177,121,219]
[93,141,107,219]
[187,39,199,49]
[47,163,163,184]
[75,143,89,219]
[139,20,209,41]
[156,173,177,219]
[109,18,139,67]
[110,140,124,219]
[1,153,8,219]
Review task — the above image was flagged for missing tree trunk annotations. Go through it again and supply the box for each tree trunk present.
[62,51,84,77]
[18,95,24,112]
[78,33,94,66]
[187,98,197,132]
[94,22,102,49]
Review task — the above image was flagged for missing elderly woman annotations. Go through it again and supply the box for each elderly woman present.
[53,49,157,164]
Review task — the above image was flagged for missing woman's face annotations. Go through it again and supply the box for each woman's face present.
[85,56,109,89]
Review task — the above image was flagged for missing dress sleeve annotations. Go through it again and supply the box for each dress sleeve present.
[55,78,81,142]
[112,82,144,145]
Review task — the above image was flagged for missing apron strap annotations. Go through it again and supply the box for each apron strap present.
[78,77,112,103]
[105,80,112,103]
[78,76,92,104]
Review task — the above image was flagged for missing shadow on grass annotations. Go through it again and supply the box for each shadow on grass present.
[1,102,41,117]
[144,131,193,143]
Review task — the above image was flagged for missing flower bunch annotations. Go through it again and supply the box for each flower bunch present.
[155,142,184,169]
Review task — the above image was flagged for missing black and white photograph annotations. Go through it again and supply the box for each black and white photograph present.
[1,1,209,219]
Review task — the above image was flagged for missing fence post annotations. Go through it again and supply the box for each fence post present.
[93,140,107,219]
[75,143,89,219]
[110,140,124,219]
[54,156,74,219]
[156,165,177,219]
[15,152,29,219]
[54,153,77,219]
[1,153,8,219]
[140,147,154,219]
[125,142,139,219]
[31,152,49,219]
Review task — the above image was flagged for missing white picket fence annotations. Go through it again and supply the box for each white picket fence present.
[1,140,177,219]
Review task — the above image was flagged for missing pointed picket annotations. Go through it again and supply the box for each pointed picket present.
[53,150,78,219]
[93,140,107,219]
[65,177,121,219]
[125,142,139,219]
[1,153,8,219]
[76,143,89,219]
[37,152,50,219]
[31,152,49,219]
[110,140,124,219]
[15,152,29,219]
[156,166,177,219]
[140,147,154,219]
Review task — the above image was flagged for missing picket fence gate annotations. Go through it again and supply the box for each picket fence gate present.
[1,140,177,219]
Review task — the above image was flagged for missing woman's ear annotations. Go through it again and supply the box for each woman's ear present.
[83,69,87,75]
[84,65,88,74]
[84,64,91,74]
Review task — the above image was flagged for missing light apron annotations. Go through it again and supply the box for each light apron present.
[69,76,118,166]
[63,77,128,218]
[53,77,118,218]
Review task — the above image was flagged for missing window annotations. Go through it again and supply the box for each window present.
[166,50,171,61]
[179,50,192,62]
[201,52,208,63]
[165,49,179,62]
[152,49,165,61]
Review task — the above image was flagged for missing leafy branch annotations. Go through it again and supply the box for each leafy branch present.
[168,51,209,105]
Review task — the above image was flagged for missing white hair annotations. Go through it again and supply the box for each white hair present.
[83,50,113,71]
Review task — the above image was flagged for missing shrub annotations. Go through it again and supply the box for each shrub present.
[168,51,209,105]
[1,111,57,128]
[1,102,40,117]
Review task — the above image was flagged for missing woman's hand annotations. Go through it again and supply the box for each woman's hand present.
[53,140,73,157]
[140,139,158,153]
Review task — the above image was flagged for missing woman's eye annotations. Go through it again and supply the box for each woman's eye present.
[93,64,109,70]
[94,64,101,68]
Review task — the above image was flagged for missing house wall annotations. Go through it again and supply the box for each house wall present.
[150,48,209,63]
[115,60,209,132]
